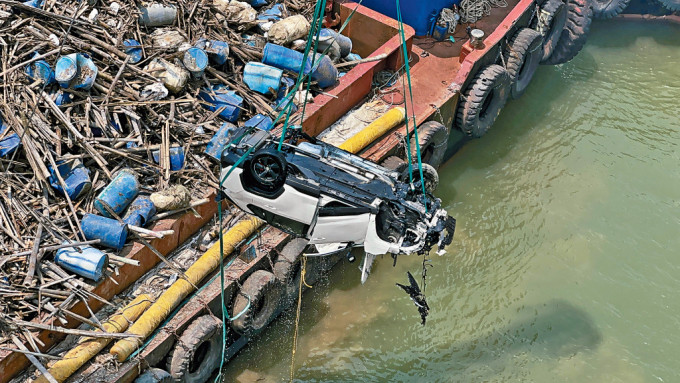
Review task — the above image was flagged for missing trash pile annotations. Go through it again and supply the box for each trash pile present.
[0,0,362,352]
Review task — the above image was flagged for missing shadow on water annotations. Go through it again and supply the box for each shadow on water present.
[443,299,602,376]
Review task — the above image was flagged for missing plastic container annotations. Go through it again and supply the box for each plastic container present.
[311,55,338,88]
[55,243,108,281]
[53,91,72,106]
[195,39,229,65]
[244,114,273,131]
[262,43,312,75]
[25,55,55,85]
[48,160,91,200]
[145,58,189,93]
[122,196,156,227]
[432,24,448,41]
[248,0,268,7]
[151,147,185,171]
[94,170,139,217]
[183,47,209,79]
[55,53,98,90]
[257,3,283,31]
[318,29,352,58]
[262,43,337,88]
[258,3,283,21]
[0,118,21,157]
[273,77,297,112]
[123,39,143,64]
[198,85,244,123]
[359,0,457,36]
[22,0,43,8]
[138,4,177,26]
[81,214,128,250]
[205,122,237,161]
[243,62,283,95]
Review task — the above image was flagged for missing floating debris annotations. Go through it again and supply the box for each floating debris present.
[0,0,338,366]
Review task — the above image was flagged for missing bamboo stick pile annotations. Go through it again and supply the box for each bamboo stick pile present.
[0,0,317,360]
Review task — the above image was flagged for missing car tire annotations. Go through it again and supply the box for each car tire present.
[231,270,282,336]
[592,0,631,18]
[248,148,287,192]
[504,28,543,99]
[535,0,568,62]
[168,315,222,383]
[273,238,308,307]
[658,0,680,10]
[541,0,593,65]
[410,121,449,168]
[400,163,440,193]
[455,64,511,138]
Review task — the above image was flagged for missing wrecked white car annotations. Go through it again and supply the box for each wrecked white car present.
[218,126,456,282]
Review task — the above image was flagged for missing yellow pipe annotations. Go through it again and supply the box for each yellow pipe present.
[35,294,152,383]
[338,107,406,154]
[110,216,263,361]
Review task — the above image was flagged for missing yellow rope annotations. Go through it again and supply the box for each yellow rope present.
[289,255,312,382]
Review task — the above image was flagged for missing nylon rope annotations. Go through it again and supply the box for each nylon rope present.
[289,254,311,382]
[214,2,330,380]
[395,0,428,209]
[277,0,328,150]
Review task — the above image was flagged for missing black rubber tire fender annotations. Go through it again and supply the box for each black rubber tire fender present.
[230,270,282,336]
[273,238,308,307]
[542,0,593,65]
[410,121,449,168]
[380,156,407,172]
[247,148,287,192]
[536,0,568,62]
[135,368,173,383]
[400,163,439,193]
[504,28,543,99]
[592,0,631,18]
[455,64,511,138]
[168,315,222,383]
[658,0,680,11]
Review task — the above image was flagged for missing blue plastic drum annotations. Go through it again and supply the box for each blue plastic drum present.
[243,62,283,95]
[183,48,209,79]
[205,122,237,161]
[55,243,109,281]
[48,160,91,200]
[81,214,129,250]
[94,170,139,218]
[122,196,156,227]
[198,85,244,123]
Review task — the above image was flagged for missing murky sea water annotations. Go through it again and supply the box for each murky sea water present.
[223,21,680,382]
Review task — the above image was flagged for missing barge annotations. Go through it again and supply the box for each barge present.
[0,0,677,382]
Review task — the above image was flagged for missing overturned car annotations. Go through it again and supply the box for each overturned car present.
[218,126,456,282]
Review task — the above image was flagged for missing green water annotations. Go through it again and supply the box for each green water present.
[223,21,680,382]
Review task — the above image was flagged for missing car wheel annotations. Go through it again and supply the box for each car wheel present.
[400,163,439,193]
[248,148,287,191]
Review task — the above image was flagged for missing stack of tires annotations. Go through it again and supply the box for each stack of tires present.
[455,0,595,139]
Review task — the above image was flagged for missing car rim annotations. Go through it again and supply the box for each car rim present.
[253,156,280,184]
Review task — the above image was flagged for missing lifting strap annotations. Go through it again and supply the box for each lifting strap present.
[395,0,429,209]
